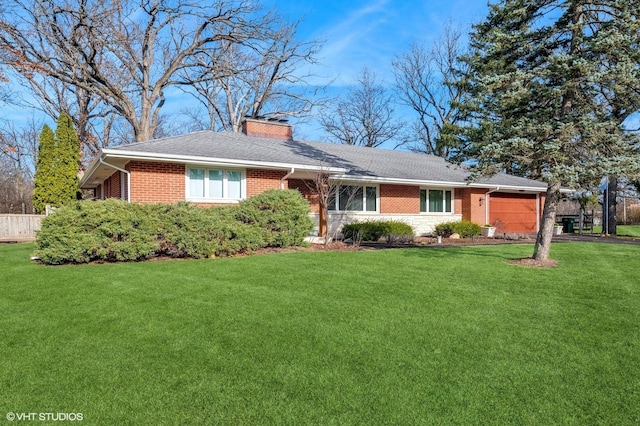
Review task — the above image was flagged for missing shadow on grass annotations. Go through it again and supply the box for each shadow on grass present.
[361,243,536,262]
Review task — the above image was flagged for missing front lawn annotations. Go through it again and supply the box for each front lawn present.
[1,243,639,424]
[590,224,640,237]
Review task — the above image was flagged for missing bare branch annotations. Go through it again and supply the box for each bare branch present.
[320,67,405,148]
[392,23,469,158]
[0,0,283,142]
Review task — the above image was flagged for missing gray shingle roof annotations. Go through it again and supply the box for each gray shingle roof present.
[106,130,547,190]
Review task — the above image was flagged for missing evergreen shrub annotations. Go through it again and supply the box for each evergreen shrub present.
[342,220,414,243]
[434,221,482,238]
[35,190,313,264]
[236,189,315,247]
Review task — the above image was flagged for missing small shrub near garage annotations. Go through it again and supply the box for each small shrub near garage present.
[435,221,482,238]
[342,220,414,244]
[35,190,314,265]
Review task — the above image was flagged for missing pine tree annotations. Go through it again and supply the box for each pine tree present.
[460,0,640,261]
[32,114,80,213]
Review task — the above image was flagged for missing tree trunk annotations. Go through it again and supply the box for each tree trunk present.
[533,182,562,261]
[319,205,327,238]
[578,207,584,235]
[606,176,618,235]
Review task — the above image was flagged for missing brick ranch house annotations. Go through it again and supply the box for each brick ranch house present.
[80,119,548,236]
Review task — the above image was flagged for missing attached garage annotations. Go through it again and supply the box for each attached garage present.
[489,192,540,233]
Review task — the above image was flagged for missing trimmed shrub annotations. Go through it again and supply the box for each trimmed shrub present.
[36,199,160,264]
[379,221,415,242]
[434,221,482,238]
[236,189,315,247]
[342,220,414,243]
[150,202,226,259]
[35,190,314,264]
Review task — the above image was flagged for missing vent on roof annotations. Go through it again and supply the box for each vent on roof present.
[241,117,293,141]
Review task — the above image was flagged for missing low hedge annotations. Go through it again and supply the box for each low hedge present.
[35,190,314,264]
[342,220,414,243]
[434,221,482,238]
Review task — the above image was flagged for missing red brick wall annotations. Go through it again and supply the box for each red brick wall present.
[459,188,489,225]
[380,184,419,214]
[102,171,122,200]
[126,161,185,203]
[285,181,464,215]
[242,119,293,141]
[103,176,110,199]
[111,172,120,199]
[246,169,288,197]
[453,190,462,215]
[117,163,286,204]
[288,179,319,213]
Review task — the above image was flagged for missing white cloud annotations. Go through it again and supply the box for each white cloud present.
[311,0,392,85]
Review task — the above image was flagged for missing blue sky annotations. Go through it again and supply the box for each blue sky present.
[275,0,489,83]
[2,1,492,144]
[268,0,491,139]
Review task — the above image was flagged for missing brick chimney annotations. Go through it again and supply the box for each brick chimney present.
[241,118,293,141]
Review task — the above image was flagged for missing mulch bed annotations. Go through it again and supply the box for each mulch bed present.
[358,235,537,249]
[507,257,559,268]
[305,238,559,268]
[254,236,538,255]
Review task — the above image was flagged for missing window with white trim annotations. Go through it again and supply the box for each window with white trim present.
[420,189,453,213]
[329,185,378,212]
[187,168,245,200]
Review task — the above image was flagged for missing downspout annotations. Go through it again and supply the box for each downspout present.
[485,186,500,225]
[281,167,295,190]
[99,157,131,203]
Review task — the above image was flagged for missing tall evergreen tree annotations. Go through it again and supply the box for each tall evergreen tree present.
[32,114,80,213]
[460,0,640,261]
[55,113,80,203]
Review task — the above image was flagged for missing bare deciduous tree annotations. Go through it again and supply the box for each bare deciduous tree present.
[392,24,468,158]
[320,67,404,148]
[181,19,323,133]
[0,0,279,142]
[0,120,41,213]
[11,75,123,166]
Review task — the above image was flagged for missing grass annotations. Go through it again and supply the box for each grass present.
[589,224,640,238]
[1,242,639,425]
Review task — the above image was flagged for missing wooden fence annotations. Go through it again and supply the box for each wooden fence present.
[0,214,45,242]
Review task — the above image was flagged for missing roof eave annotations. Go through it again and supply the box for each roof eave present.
[79,152,105,188]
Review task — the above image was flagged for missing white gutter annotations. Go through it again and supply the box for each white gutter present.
[281,167,295,190]
[99,157,131,203]
[485,186,500,225]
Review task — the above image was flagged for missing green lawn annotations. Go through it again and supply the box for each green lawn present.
[1,242,639,425]
[589,224,640,237]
